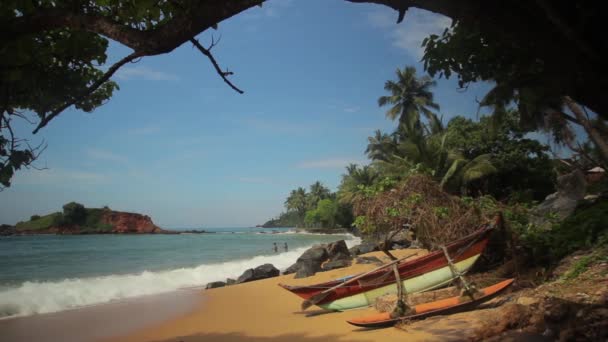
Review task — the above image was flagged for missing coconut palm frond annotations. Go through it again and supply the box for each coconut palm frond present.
[461,154,498,184]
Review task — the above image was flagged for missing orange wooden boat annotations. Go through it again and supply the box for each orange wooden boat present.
[346,278,514,328]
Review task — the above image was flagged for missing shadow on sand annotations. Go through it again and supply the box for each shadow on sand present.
[150,331,375,342]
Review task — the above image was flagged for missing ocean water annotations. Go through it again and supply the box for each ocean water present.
[0,227,360,318]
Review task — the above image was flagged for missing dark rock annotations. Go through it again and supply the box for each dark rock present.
[237,263,280,283]
[253,263,280,278]
[236,269,255,283]
[321,259,352,271]
[391,242,411,250]
[0,224,17,236]
[326,240,351,262]
[356,256,383,264]
[372,229,414,250]
[294,263,319,279]
[357,242,379,255]
[288,245,329,278]
[205,281,226,289]
[348,245,360,256]
[226,278,236,285]
[283,263,299,275]
[531,170,587,226]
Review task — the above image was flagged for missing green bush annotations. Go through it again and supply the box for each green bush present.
[62,202,86,225]
[30,215,41,221]
[515,200,608,265]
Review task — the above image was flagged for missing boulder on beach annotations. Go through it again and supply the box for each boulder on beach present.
[226,278,236,285]
[321,259,352,271]
[284,245,328,278]
[285,240,354,278]
[326,240,351,262]
[349,242,379,256]
[237,263,280,283]
[205,281,226,289]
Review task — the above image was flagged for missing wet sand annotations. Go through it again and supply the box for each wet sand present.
[111,249,450,342]
[0,289,199,342]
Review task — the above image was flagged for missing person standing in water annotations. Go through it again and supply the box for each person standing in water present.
[284,242,288,252]
[273,242,278,253]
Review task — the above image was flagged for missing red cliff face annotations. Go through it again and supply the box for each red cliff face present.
[101,211,165,233]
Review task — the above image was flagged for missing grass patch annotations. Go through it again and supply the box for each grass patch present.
[563,248,608,280]
[563,255,594,280]
[83,208,114,231]
[15,212,61,231]
[15,208,115,232]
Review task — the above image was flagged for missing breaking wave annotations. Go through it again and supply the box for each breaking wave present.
[0,235,361,319]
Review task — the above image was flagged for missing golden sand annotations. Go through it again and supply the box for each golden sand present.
[110,249,460,342]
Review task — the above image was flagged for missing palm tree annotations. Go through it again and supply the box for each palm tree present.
[307,181,331,210]
[365,130,397,162]
[378,66,440,132]
[439,153,498,195]
[337,164,378,204]
[285,187,307,226]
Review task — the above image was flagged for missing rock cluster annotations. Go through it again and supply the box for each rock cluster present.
[236,263,280,284]
[284,240,353,278]
[349,229,413,256]
[531,169,587,226]
[205,264,280,290]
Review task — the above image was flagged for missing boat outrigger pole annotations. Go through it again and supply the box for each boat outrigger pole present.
[390,262,411,318]
[441,245,476,300]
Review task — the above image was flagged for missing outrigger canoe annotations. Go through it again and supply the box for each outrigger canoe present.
[279,226,494,311]
[346,278,514,328]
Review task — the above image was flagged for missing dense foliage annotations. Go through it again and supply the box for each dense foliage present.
[276,181,354,230]
[420,8,608,165]
[513,200,608,265]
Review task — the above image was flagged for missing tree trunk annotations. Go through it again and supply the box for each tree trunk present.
[564,96,608,167]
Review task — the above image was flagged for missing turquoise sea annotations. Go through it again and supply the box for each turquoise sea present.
[0,227,359,318]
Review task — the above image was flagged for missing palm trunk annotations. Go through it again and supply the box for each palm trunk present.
[564,96,608,166]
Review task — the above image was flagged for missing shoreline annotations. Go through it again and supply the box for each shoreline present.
[0,289,201,342]
[110,249,441,342]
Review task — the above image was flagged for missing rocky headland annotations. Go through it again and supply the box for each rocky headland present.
[1,203,171,235]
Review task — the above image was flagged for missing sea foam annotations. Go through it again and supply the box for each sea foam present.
[0,235,361,318]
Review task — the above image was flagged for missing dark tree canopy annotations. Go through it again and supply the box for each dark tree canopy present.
[2,0,607,187]
[62,201,86,225]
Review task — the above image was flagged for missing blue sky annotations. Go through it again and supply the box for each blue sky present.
[1,0,495,227]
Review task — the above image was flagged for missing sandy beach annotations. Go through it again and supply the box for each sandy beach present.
[109,249,451,342]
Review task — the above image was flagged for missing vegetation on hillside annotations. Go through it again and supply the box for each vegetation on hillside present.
[16,202,113,232]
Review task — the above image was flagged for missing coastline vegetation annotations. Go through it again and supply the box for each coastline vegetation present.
[16,202,114,232]
[266,65,608,276]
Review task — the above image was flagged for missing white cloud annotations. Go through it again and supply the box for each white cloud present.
[368,8,452,58]
[296,158,367,169]
[115,66,179,81]
[344,106,360,113]
[85,148,128,163]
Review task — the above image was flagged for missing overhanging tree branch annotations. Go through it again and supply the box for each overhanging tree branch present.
[190,38,244,94]
[4,1,266,56]
[32,52,142,134]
